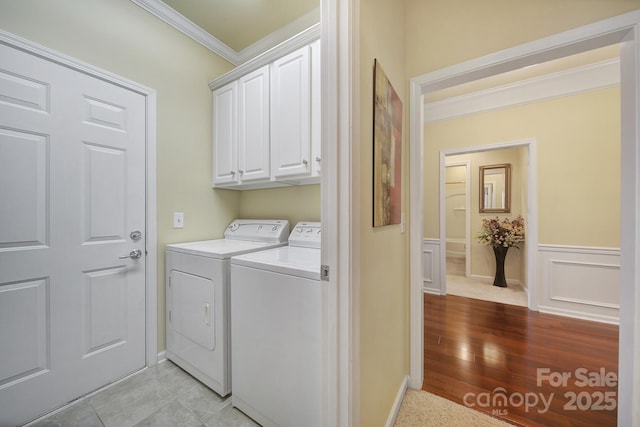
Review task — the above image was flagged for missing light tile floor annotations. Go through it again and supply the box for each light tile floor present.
[29,361,258,427]
[446,274,528,307]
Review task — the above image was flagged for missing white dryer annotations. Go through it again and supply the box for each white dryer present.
[165,219,289,397]
[230,222,323,427]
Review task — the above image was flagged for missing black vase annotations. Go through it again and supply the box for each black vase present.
[493,245,509,287]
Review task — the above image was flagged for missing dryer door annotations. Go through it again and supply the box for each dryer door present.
[170,270,215,351]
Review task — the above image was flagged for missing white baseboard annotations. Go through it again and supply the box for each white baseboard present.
[157,350,167,363]
[423,283,442,295]
[538,305,619,325]
[468,274,522,287]
[385,375,409,427]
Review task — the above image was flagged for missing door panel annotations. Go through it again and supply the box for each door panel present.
[0,278,49,385]
[0,41,146,426]
[238,65,270,182]
[82,267,127,356]
[83,143,127,242]
[212,81,238,185]
[0,129,48,248]
[270,45,312,178]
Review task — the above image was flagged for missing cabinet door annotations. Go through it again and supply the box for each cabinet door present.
[238,65,270,183]
[212,81,238,186]
[310,40,321,177]
[270,45,312,179]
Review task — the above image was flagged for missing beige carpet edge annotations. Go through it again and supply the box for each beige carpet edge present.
[394,389,516,427]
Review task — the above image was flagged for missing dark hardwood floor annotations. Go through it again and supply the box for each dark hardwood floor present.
[423,293,619,427]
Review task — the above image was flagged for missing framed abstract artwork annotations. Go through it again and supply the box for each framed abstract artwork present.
[372,59,403,227]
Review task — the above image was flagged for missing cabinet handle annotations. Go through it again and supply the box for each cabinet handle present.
[316,157,321,163]
[302,159,308,165]
[239,170,244,174]
[230,171,235,175]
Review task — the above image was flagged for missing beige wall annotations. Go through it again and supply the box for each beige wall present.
[405,0,640,77]
[238,185,321,225]
[425,87,621,249]
[0,0,242,351]
[359,0,409,425]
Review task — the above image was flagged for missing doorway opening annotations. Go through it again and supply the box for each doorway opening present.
[444,162,470,278]
[408,12,640,424]
[441,142,534,308]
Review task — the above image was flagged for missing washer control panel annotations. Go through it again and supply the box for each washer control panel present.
[289,222,321,248]
[224,219,289,243]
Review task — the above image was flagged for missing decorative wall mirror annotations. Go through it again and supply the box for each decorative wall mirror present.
[479,163,511,213]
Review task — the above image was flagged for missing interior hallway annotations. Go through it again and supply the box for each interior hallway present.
[423,293,619,427]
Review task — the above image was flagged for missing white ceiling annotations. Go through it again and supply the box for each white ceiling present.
[132,0,319,64]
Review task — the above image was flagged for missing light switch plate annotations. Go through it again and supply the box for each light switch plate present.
[173,212,184,229]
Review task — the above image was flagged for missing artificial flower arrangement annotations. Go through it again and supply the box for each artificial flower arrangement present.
[476,215,525,248]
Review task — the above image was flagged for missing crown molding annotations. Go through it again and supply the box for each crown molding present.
[208,24,321,90]
[130,0,320,67]
[424,58,620,123]
[237,7,320,64]
[131,0,238,64]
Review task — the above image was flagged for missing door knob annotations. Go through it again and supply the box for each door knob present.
[119,249,142,260]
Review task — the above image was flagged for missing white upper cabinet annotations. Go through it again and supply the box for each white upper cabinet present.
[212,81,237,186]
[210,29,320,189]
[270,44,312,179]
[238,65,270,183]
[212,66,270,186]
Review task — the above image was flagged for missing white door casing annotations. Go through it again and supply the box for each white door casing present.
[0,36,151,426]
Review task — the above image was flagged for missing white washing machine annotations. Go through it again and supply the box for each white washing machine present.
[230,222,323,427]
[165,219,289,397]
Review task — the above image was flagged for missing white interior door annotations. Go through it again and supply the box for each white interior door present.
[0,42,147,426]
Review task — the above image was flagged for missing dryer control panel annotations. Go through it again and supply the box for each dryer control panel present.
[289,222,321,249]
[224,219,289,243]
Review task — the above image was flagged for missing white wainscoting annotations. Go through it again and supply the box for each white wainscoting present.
[423,239,441,294]
[423,240,619,323]
[537,245,620,324]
